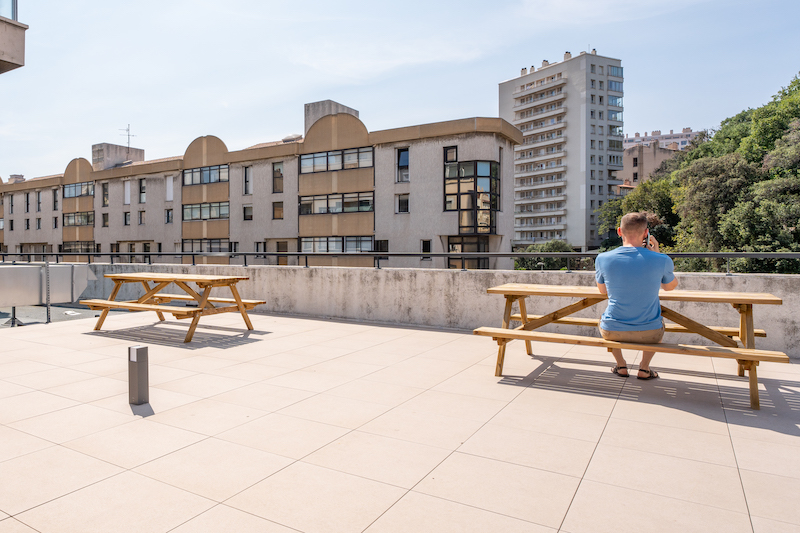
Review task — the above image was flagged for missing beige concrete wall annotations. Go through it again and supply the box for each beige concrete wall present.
[80,264,800,360]
[0,16,27,74]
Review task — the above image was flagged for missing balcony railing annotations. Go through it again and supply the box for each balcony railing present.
[0,0,17,20]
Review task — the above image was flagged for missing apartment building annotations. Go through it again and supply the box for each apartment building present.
[0,101,520,269]
[616,140,681,195]
[499,49,624,250]
[623,128,699,150]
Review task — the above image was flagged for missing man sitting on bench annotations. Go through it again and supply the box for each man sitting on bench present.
[595,212,679,380]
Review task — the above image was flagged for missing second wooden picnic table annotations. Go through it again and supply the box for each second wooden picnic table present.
[81,272,266,342]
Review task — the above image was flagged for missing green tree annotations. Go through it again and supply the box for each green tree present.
[515,240,575,270]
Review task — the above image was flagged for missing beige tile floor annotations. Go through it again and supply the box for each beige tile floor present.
[0,311,798,532]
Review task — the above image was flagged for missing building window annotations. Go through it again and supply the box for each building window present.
[53,217,58,229]
[182,239,233,253]
[102,213,109,227]
[165,209,173,224]
[633,157,638,167]
[609,95,623,107]
[444,146,458,163]
[299,147,373,174]
[299,192,373,214]
[123,181,130,204]
[299,236,373,253]
[36,192,41,212]
[182,202,230,221]
[166,177,174,201]
[444,159,500,235]
[590,185,595,194]
[243,166,253,195]
[609,110,623,121]
[35,218,41,230]
[590,170,595,179]
[590,79,596,89]
[598,141,604,149]
[598,111,603,120]
[396,194,409,214]
[53,189,59,210]
[590,155,595,164]
[609,80,623,92]
[590,110,595,119]
[633,172,639,182]
[273,162,283,193]
[397,148,409,182]
[63,211,95,226]
[124,212,130,226]
[599,96,603,105]
[138,211,145,225]
[100,183,108,207]
[9,195,13,214]
[138,179,146,203]
[64,182,95,198]
[24,193,29,213]
[273,201,283,220]
[590,94,595,104]
[609,66,623,77]
[62,241,95,253]
[182,165,230,186]
[599,81,604,90]
[598,156,604,165]
[8,220,12,231]
[243,205,253,221]
[590,140,595,149]
[421,240,432,260]
[590,64,596,73]
[24,218,30,230]
[447,235,489,269]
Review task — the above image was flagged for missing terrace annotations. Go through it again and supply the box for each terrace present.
[0,264,799,532]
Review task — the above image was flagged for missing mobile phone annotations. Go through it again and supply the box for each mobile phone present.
[643,230,650,248]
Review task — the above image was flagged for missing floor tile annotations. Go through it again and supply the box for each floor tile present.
[491,400,608,442]
[360,406,485,450]
[0,446,122,515]
[415,452,579,527]
[90,387,200,417]
[154,373,250,398]
[216,413,349,459]
[751,515,800,533]
[146,398,266,436]
[560,480,752,533]
[0,519,39,533]
[459,422,597,478]
[211,381,314,411]
[64,418,206,469]
[600,417,737,467]
[325,379,424,407]
[16,471,214,533]
[277,393,390,429]
[0,425,53,463]
[44,376,128,403]
[8,404,133,444]
[0,380,33,400]
[584,444,747,512]
[733,437,800,478]
[5,367,94,390]
[740,469,800,525]
[263,369,354,393]
[135,438,292,502]
[304,430,451,488]
[227,462,405,533]
[610,396,729,435]
[170,504,297,533]
[399,390,508,422]
[364,491,553,533]
[1,397,86,436]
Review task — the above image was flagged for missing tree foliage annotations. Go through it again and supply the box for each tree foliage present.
[515,240,578,270]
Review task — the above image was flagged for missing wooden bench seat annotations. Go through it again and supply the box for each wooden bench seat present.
[509,314,767,338]
[149,293,266,307]
[473,326,790,409]
[80,299,201,317]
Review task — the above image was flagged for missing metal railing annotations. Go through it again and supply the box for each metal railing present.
[2,251,800,274]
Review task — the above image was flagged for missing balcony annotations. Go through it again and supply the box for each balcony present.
[514,90,567,109]
[0,261,798,532]
[0,1,27,75]
[515,149,566,164]
[513,74,567,95]
[521,133,566,149]
[521,119,566,135]
[516,105,567,125]
[516,164,566,178]
[515,179,566,192]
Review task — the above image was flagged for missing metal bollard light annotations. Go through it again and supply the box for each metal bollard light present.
[128,346,149,405]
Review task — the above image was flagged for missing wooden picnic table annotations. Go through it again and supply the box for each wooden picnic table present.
[81,272,266,343]
[475,283,787,409]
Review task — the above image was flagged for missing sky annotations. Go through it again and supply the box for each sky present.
[1,0,799,180]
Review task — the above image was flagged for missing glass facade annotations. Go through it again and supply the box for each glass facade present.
[182,202,230,221]
[63,182,94,198]
[182,165,229,186]
[299,192,373,215]
[444,159,500,235]
[299,147,373,174]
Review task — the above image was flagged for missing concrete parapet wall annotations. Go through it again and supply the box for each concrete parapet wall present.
[81,264,800,360]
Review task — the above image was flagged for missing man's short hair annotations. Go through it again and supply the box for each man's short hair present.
[620,212,648,235]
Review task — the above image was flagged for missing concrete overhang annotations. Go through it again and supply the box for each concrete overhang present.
[0,15,27,74]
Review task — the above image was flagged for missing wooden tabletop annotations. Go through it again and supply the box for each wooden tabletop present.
[104,272,250,284]
[487,283,782,305]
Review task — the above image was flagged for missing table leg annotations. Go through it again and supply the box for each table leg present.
[184,286,212,343]
[518,297,532,356]
[229,283,254,330]
[495,296,516,377]
[737,304,756,376]
[745,360,760,410]
[94,281,123,330]
[140,281,165,321]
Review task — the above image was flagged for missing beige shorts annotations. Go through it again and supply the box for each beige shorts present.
[599,324,665,344]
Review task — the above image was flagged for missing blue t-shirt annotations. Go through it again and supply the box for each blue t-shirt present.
[595,246,675,331]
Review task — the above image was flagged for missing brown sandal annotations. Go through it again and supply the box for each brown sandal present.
[637,369,659,380]
[611,366,629,378]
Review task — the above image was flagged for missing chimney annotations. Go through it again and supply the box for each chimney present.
[541,60,549,67]
[644,132,648,137]
[564,51,572,60]
[8,174,24,184]
[634,132,640,137]
[670,129,674,134]
[652,130,661,136]
[682,127,692,133]
[520,67,528,76]
[591,48,597,55]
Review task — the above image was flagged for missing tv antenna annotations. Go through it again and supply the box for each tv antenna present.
[119,124,136,156]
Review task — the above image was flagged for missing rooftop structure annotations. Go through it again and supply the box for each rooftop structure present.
[0,0,27,74]
[623,128,700,150]
[500,49,624,250]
